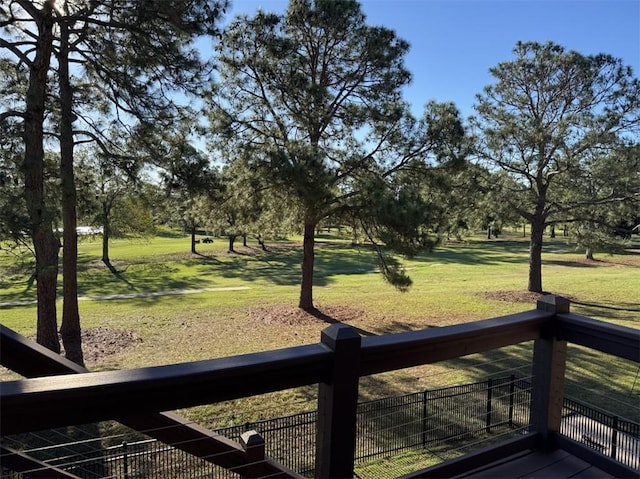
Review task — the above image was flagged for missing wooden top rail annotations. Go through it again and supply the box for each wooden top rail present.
[360,309,554,376]
[556,312,640,363]
[0,324,86,377]
[1,343,332,435]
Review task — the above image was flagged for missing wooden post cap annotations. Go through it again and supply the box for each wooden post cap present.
[537,294,570,313]
[239,430,264,450]
[320,324,361,350]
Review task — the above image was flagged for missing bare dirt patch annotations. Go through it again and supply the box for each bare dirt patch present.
[481,290,579,304]
[584,255,640,267]
[481,290,546,303]
[247,304,469,335]
[64,327,143,363]
[552,253,640,268]
[248,304,365,326]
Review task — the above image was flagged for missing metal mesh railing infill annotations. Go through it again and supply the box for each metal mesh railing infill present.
[2,376,638,478]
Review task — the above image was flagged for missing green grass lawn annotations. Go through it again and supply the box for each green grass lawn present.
[1,231,639,427]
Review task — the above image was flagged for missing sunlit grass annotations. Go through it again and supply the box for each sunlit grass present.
[2,230,638,333]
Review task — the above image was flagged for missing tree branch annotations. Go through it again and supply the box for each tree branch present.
[0,110,27,122]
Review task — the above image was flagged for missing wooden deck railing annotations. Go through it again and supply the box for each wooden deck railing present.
[0,324,303,478]
[1,295,639,478]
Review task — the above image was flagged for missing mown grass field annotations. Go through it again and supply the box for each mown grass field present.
[1,230,639,428]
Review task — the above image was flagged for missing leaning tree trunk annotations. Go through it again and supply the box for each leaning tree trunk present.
[58,20,84,366]
[257,234,267,251]
[528,217,545,293]
[299,222,316,311]
[23,3,60,353]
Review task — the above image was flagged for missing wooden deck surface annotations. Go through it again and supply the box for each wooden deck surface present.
[458,449,615,478]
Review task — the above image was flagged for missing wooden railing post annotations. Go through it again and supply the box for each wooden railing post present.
[240,430,265,479]
[531,294,570,450]
[315,324,361,479]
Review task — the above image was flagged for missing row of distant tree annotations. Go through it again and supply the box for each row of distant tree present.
[65,153,640,262]
[1,0,638,364]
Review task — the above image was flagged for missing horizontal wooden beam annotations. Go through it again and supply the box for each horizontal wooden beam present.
[0,324,85,377]
[0,446,81,478]
[1,343,331,435]
[556,312,640,363]
[360,309,553,376]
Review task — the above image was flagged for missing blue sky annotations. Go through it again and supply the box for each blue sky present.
[224,0,640,119]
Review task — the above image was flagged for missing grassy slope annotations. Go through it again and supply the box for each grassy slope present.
[1,231,638,425]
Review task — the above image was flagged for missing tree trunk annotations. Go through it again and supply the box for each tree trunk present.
[549,224,556,238]
[190,223,197,253]
[242,233,247,247]
[58,19,84,366]
[528,218,545,293]
[258,234,267,251]
[23,3,59,353]
[228,234,236,253]
[585,247,594,260]
[101,200,110,264]
[487,226,491,239]
[299,222,316,311]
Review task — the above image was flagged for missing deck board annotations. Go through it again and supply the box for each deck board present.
[460,449,616,478]
[458,451,538,477]
[570,465,616,478]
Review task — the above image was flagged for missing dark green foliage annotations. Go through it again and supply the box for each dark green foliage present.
[210,2,466,308]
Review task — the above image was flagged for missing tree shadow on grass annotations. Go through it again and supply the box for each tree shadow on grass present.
[409,240,532,267]
[572,299,640,313]
[305,306,441,338]
[209,243,378,288]
[374,321,438,335]
[544,259,601,268]
[306,306,376,337]
[77,261,201,302]
[191,252,224,264]
[103,259,136,289]
[571,301,640,323]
